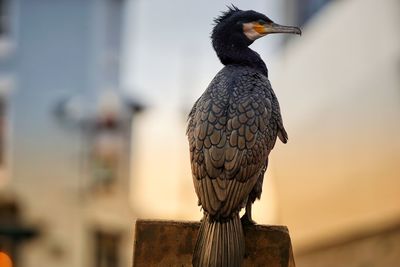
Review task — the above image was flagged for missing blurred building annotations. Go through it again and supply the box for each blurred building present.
[0,1,141,267]
[272,0,400,265]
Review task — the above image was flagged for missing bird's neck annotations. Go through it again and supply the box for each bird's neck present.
[216,45,268,76]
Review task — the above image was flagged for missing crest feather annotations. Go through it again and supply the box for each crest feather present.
[213,5,241,25]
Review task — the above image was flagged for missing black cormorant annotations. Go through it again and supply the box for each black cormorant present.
[187,6,301,267]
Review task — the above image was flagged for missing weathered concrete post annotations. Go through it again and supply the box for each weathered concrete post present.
[133,219,295,267]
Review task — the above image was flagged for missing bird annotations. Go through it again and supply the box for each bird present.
[186,5,301,267]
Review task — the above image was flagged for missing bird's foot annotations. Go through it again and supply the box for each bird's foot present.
[241,213,256,226]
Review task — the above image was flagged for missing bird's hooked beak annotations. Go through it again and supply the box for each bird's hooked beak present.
[264,22,302,35]
[244,21,301,41]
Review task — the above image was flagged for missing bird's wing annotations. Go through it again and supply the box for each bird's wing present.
[270,90,288,144]
[188,74,274,218]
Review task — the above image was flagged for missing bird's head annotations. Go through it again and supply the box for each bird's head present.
[212,5,301,49]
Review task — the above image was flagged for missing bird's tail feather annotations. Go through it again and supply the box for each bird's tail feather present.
[193,213,245,267]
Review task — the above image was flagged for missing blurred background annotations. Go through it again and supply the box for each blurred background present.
[0,0,399,266]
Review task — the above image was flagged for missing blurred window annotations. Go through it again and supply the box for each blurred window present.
[0,0,10,37]
[90,117,123,190]
[94,231,121,267]
[0,202,19,266]
[0,97,4,165]
[0,201,37,267]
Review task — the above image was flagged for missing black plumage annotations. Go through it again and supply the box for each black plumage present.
[187,6,300,267]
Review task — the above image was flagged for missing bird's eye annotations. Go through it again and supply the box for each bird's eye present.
[258,19,266,25]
